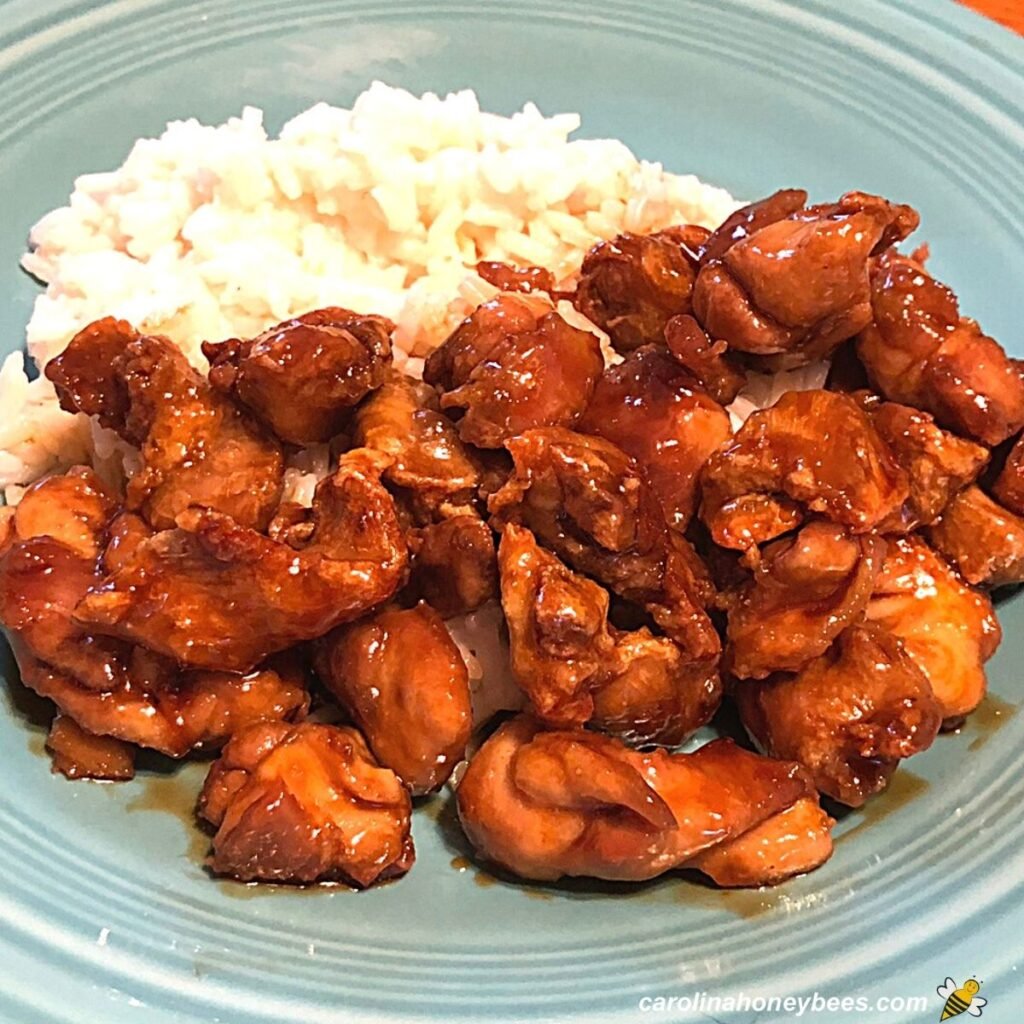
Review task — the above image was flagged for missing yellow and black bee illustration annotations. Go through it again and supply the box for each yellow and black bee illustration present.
[936,977,986,1020]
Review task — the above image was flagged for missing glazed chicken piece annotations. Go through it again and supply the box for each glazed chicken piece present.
[76,449,408,671]
[498,524,720,743]
[928,485,1024,588]
[856,253,1024,446]
[992,432,1024,517]
[0,467,115,562]
[590,629,722,748]
[489,428,719,658]
[45,318,284,530]
[498,522,607,725]
[423,293,604,448]
[0,465,309,756]
[700,390,909,550]
[354,372,485,516]
[46,714,136,781]
[687,796,834,888]
[855,251,957,407]
[866,535,999,721]
[199,722,414,886]
[203,307,393,445]
[724,522,884,679]
[577,346,732,531]
[860,396,989,530]
[456,716,831,885]
[477,261,557,296]
[699,189,809,265]
[102,511,154,573]
[736,624,942,806]
[406,516,498,617]
[663,314,746,405]
[313,603,472,795]
[573,225,710,352]
[353,373,498,613]
[693,191,919,367]
[0,469,130,691]
[15,647,309,758]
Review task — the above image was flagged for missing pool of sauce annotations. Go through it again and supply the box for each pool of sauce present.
[676,879,783,919]
[449,854,555,898]
[126,772,197,817]
[964,694,1018,752]
[836,769,930,843]
[216,878,354,900]
[450,854,497,888]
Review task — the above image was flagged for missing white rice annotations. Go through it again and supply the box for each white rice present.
[1,82,740,503]
[447,601,524,728]
[0,352,92,504]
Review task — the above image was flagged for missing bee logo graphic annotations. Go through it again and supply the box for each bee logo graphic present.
[936,977,986,1020]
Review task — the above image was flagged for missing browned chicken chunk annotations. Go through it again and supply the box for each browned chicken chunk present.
[928,486,1024,587]
[313,603,472,794]
[354,372,485,516]
[699,189,809,265]
[46,714,136,781]
[489,428,719,657]
[724,522,884,679]
[477,261,557,296]
[855,252,956,406]
[736,624,942,806]
[866,535,999,720]
[203,307,393,445]
[457,716,829,884]
[407,516,498,617]
[199,722,414,886]
[663,314,746,404]
[930,327,1023,444]
[857,253,1024,446]
[578,346,732,531]
[75,449,408,671]
[102,511,154,573]
[700,390,909,550]
[573,226,710,352]
[15,648,308,758]
[0,463,309,757]
[45,318,284,530]
[992,432,1024,517]
[499,523,608,725]
[498,524,719,743]
[591,629,722,749]
[693,191,918,367]
[353,373,498,613]
[0,469,129,691]
[423,294,604,447]
[687,796,834,888]
[860,396,989,530]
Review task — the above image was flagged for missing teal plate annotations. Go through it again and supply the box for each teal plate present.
[1,2,1023,1022]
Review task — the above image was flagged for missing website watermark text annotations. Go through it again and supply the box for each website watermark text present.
[637,991,928,1016]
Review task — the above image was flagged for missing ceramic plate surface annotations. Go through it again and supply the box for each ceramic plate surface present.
[1,2,1022,1021]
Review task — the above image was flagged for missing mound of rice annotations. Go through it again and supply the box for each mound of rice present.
[2,82,742,503]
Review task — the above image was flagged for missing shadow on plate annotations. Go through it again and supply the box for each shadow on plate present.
[1,637,50,735]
